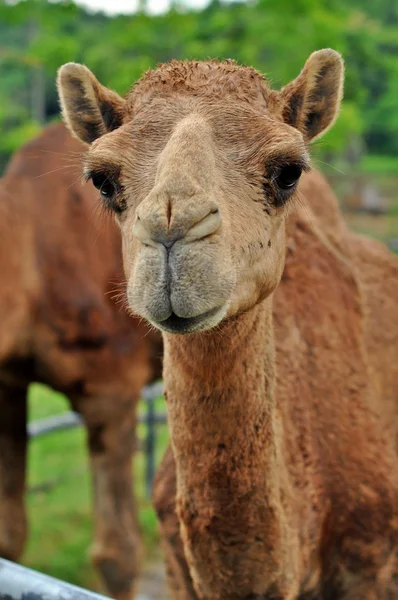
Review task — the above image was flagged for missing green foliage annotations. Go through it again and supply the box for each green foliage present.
[0,119,42,153]
[316,102,364,153]
[0,0,396,169]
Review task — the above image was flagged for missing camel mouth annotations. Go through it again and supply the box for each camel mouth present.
[154,306,226,334]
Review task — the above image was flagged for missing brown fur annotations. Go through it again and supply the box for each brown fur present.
[58,51,398,599]
[0,122,162,600]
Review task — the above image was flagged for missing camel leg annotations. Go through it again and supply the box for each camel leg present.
[153,445,199,600]
[0,382,28,561]
[73,395,141,600]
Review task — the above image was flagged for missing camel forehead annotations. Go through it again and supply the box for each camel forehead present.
[126,59,273,112]
[89,60,304,175]
[88,101,307,188]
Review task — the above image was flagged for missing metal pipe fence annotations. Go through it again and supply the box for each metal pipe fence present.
[27,380,167,498]
[0,557,111,600]
[0,558,153,600]
[5,380,168,598]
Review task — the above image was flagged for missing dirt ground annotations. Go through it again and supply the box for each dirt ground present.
[137,559,169,600]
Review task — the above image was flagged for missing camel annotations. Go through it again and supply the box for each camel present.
[0,122,162,600]
[58,50,398,599]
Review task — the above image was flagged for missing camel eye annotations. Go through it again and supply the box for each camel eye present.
[90,172,126,213]
[91,172,116,198]
[275,164,302,190]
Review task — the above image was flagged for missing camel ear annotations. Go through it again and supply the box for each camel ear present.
[57,63,126,144]
[280,49,344,142]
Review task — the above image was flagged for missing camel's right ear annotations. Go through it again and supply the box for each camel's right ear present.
[57,63,126,145]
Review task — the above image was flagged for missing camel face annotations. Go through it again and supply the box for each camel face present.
[58,51,343,333]
[87,105,307,333]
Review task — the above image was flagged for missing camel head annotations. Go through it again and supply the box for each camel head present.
[58,50,343,334]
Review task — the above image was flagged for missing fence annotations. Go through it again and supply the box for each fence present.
[28,380,166,498]
[1,380,168,599]
[0,557,112,600]
[0,557,155,600]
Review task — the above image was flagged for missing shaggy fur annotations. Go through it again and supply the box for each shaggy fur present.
[0,123,162,600]
[58,50,398,599]
[154,171,398,599]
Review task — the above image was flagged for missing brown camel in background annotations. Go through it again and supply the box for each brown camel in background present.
[0,122,162,600]
[59,48,398,599]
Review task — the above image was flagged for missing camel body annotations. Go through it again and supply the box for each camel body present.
[57,53,398,598]
[154,170,398,599]
[0,123,162,600]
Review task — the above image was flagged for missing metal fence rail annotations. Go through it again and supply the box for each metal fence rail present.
[0,558,153,600]
[0,557,111,600]
[1,383,167,598]
[27,381,167,498]
[28,411,84,438]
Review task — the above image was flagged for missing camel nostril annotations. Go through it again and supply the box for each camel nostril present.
[133,205,220,248]
[185,207,222,243]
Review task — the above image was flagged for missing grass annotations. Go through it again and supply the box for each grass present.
[360,154,398,176]
[23,383,169,592]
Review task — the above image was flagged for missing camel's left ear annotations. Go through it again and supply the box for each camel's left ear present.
[280,49,344,142]
[57,63,126,145]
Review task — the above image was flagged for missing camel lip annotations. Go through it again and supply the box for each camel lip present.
[153,306,225,334]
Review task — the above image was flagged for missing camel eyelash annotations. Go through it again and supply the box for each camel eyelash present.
[264,160,309,207]
[88,171,126,214]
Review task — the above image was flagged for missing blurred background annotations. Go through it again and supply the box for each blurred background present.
[0,0,397,594]
[1,0,398,240]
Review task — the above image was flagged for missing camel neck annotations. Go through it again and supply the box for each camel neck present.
[163,298,276,448]
[162,298,287,597]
